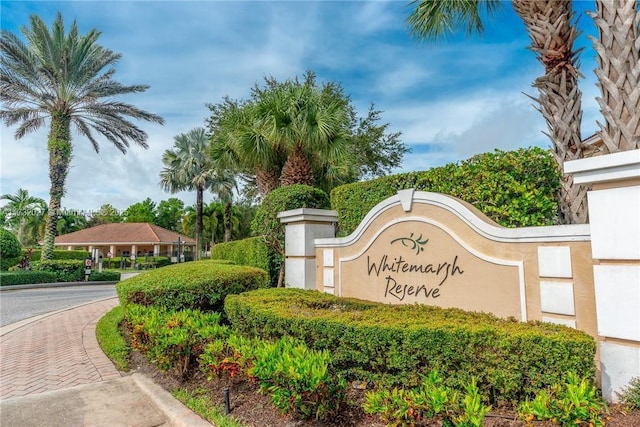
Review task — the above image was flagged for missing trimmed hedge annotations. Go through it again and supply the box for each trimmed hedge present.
[0,271,59,286]
[331,147,561,236]
[33,260,84,282]
[89,271,121,281]
[1,249,90,271]
[28,249,89,261]
[101,256,170,269]
[209,237,280,287]
[116,260,269,312]
[225,288,596,404]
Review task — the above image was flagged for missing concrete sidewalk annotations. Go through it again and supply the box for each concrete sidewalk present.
[0,297,211,426]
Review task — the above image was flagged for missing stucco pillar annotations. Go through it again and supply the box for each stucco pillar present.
[153,244,160,257]
[278,208,338,290]
[565,149,640,402]
[131,245,137,260]
[67,246,73,251]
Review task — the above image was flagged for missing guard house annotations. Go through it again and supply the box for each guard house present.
[53,223,195,261]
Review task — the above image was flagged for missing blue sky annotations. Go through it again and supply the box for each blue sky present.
[1,0,603,213]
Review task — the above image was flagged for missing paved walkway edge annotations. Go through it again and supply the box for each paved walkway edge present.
[132,374,213,427]
[0,296,118,337]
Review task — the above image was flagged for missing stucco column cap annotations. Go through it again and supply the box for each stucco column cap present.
[564,149,640,185]
[278,208,338,224]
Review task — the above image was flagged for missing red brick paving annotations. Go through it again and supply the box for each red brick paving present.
[0,297,122,400]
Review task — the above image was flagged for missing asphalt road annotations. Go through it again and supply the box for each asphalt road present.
[0,284,117,327]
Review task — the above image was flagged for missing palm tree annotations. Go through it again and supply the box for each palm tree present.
[0,13,164,260]
[588,0,640,153]
[0,188,46,244]
[160,128,233,258]
[209,73,354,197]
[406,0,588,224]
[209,97,285,198]
[210,171,237,242]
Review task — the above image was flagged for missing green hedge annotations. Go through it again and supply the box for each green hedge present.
[116,259,269,313]
[89,271,121,282]
[0,271,59,286]
[28,249,89,261]
[331,147,560,236]
[33,260,84,282]
[225,288,596,405]
[209,237,280,287]
[101,256,170,269]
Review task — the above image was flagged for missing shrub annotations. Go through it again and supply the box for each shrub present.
[33,260,84,282]
[126,304,229,376]
[89,271,121,282]
[331,147,560,236]
[250,184,330,287]
[618,377,640,411]
[200,334,347,420]
[0,228,21,258]
[27,249,89,261]
[0,271,58,286]
[116,259,269,312]
[101,256,170,269]
[225,288,596,405]
[364,370,490,427]
[209,237,279,287]
[518,372,605,426]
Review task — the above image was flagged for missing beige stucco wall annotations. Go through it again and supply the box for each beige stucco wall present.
[316,191,597,342]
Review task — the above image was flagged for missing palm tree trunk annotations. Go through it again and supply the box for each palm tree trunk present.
[256,168,280,197]
[42,112,72,260]
[513,0,588,224]
[195,185,203,260]
[280,144,315,187]
[589,0,640,153]
[223,201,232,242]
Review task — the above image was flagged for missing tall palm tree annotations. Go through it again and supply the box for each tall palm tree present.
[0,188,46,244]
[0,13,164,259]
[160,128,233,258]
[406,0,588,224]
[210,171,237,242]
[588,0,640,153]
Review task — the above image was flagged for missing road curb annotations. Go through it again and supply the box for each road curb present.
[132,373,213,427]
[0,280,118,291]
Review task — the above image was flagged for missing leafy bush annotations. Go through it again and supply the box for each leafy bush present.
[0,271,58,286]
[88,271,121,282]
[201,334,346,420]
[116,259,269,312]
[331,147,560,236]
[126,304,229,376]
[618,377,640,411]
[225,288,596,404]
[251,184,330,255]
[0,228,21,258]
[0,255,22,271]
[518,372,605,426]
[250,184,330,287]
[209,237,280,287]
[33,260,84,282]
[364,370,490,427]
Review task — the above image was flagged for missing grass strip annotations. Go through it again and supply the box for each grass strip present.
[95,305,130,372]
[173,388,245,427]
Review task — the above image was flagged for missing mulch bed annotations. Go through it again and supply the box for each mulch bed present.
[128,349,640,427]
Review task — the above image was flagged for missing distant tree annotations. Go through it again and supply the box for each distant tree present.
[56,209,87,235]
[0,13,164,259]
[160,128,232,259]
[0,189,46,245]
[88,204,122,226]
[123,198,157,223]
[156,198,185,231]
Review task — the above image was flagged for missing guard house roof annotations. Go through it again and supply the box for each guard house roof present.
[53,223,195,245]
